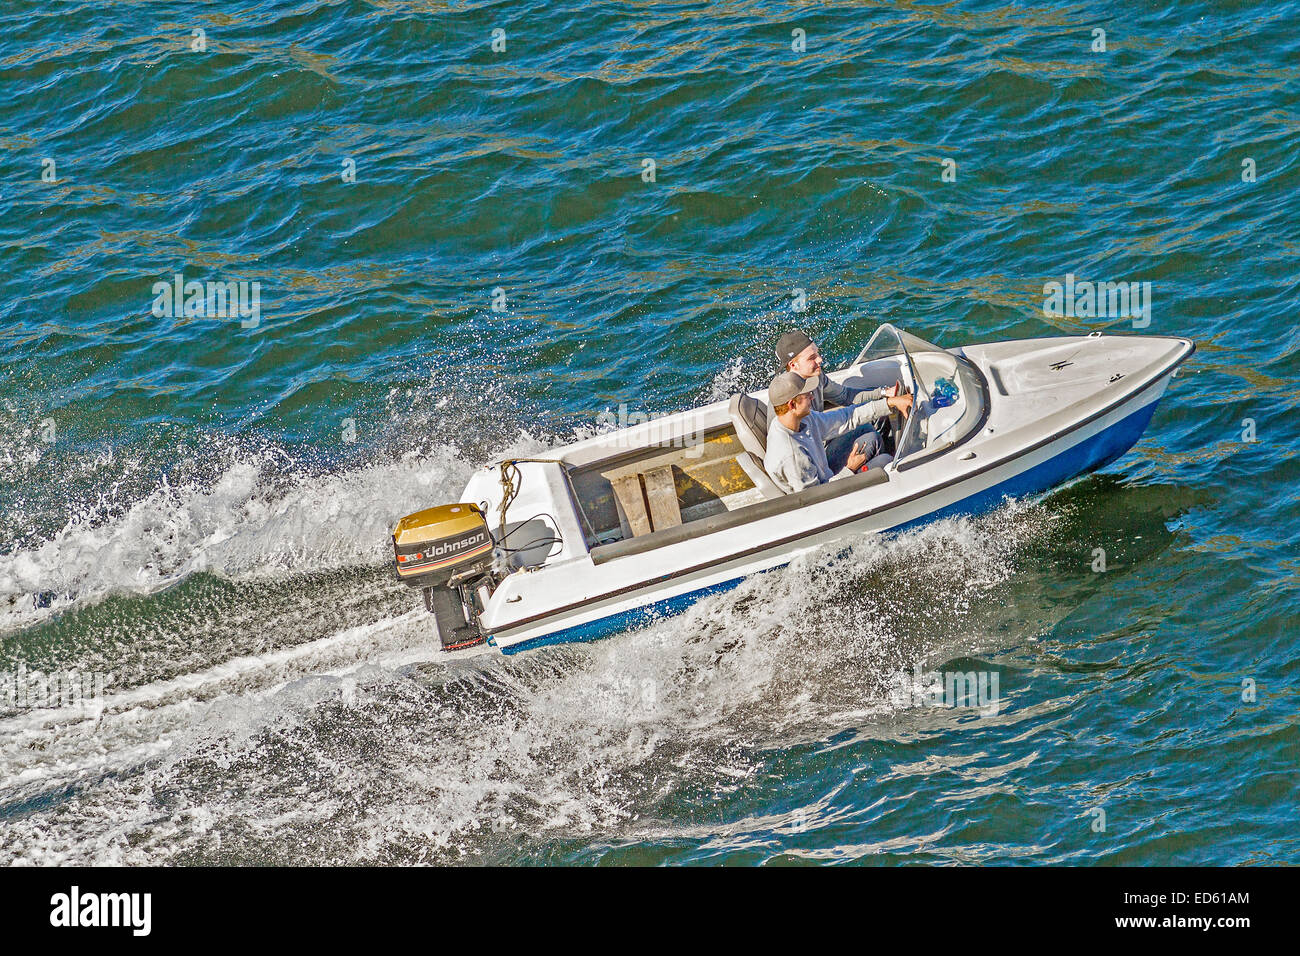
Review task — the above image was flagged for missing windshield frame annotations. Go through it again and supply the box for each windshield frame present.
[855,324,932,405]
[853,324,990,471]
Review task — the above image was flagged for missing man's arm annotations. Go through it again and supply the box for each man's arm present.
[812,401,889,440]
[776,452,822,493]
[764,439,820,494]
[822,373,887,410]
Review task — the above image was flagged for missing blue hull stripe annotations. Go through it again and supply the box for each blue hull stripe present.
[498,398,1161,655]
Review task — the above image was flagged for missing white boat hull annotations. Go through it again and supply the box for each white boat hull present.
[488,369,1173,653]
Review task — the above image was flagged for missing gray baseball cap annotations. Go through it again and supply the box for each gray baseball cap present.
[768,371,819,407]
[775,329,815,367]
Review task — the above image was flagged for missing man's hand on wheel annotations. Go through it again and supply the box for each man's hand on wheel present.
[887,391,913,418]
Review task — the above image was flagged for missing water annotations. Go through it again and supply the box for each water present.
[1,0,1297,864]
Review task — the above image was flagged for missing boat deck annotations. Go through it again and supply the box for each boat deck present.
[567,424,767,547]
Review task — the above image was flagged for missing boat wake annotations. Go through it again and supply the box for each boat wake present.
[0,424,1062,863]
[0,431,557,635]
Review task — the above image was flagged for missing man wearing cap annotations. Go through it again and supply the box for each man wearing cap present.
[773,328,905,467]
[774,329,902,411]
[763,371,910,495]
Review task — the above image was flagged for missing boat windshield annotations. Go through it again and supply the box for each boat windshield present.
[854,324,987,470]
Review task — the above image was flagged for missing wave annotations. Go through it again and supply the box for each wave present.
[0,431,550,634]
[0,497,1056,864]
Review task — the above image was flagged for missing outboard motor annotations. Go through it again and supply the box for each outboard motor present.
[392,503,495,650]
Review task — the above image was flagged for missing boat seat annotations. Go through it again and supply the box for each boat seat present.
[604,466,683,538]
[728,393,786,497]
[729,393,770,456]
[735,451,785,499]
[642,466,682,532]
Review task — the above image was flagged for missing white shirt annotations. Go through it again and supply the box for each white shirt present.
[763,400,885,494]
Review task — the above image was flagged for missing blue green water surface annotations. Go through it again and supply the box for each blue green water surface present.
[0,0,1296,864]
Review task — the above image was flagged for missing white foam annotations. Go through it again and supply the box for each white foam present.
[0,609,454,797]
[0,471,1056,864]
[0,433,549,633]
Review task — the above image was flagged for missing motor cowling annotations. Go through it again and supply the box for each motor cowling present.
[392,503,494,589]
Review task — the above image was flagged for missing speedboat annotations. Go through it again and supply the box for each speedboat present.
[391,325,1194,655]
